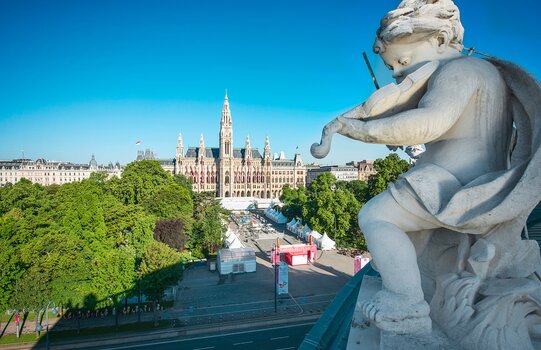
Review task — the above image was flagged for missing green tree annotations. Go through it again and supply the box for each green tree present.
[0,179,48,216]
[11,264,51,338]
[367,153,410,199]
[173,174,194,195]
[187,193,228,257]
[53,181,108,249]
[90,247,136,308]
[142,183,193,221]
[337,180,369,205]
[280,184,308,220]
[0,245,22,313]
[101,198,154,254]
[106,160,172,205]
[305,173,362,247]
[138,241,183,325]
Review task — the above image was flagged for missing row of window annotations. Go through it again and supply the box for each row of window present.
[273,170,295,175]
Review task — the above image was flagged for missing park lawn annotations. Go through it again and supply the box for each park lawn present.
[0,320,171,345]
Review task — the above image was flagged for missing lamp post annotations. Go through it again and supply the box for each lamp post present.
[331,185,337,241]
[36,301,57,350]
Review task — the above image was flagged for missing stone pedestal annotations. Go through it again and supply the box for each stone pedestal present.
[346,275,463,350]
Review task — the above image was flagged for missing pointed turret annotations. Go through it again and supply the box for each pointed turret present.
[264,135,271,160]
[176,132,184,159]
[197,133,206,161]
[199,133,205,151]
[244,135,252,159]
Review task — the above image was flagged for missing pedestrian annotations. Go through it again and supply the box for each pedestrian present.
[15,311,20,338]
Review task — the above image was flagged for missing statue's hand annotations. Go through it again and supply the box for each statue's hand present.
[311,118,344,159]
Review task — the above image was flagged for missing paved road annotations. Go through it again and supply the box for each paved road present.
[87,322,314,350]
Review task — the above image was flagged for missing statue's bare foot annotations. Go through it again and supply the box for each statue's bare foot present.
[360,289,431,333]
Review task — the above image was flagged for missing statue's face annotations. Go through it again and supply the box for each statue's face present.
[380,38,443,83]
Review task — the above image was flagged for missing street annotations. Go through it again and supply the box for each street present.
[88,322,314,350]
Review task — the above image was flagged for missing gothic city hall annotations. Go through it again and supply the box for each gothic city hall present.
[174,92,306,198]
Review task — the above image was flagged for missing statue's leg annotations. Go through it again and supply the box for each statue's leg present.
[358,190,438,332]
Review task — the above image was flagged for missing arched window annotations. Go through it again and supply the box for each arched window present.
[225,171,230,184]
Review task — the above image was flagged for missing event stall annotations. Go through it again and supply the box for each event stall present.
[217,248,256,275]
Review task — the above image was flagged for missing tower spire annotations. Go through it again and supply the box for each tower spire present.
[177,132,183,149]
[219,91,233,159]
[221,90,232,126]
[199,133,205,149]
[264,135,271,160]
[245,134,252,159]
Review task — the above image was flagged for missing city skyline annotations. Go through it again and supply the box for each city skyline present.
[1,0,540,165]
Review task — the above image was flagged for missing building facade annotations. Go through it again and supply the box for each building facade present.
[174,93,306,198]
[0,155,122,187]
[306,160,376,187]
[347,160,376,182]
[136,149,176,175]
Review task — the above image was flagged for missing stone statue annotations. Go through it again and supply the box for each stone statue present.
[312,0,541,348]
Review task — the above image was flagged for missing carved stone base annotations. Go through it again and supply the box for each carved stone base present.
[347,275,463,350]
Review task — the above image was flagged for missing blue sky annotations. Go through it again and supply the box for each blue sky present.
[1,0,539,166]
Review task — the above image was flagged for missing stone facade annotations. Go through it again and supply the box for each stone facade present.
[0,155,122,187]
[306,160,375,186]
[175,92,306,198]
[347,160,376,182]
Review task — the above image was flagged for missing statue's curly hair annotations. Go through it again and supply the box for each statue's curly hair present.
[373,0,464,54]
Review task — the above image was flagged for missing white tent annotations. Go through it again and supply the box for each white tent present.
[320,232,336,250]
[225,229,244,249]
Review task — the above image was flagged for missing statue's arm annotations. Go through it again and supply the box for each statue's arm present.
[337,60,480,146]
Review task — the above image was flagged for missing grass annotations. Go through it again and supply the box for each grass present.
[0,333,39,345]
[0,320,171,345]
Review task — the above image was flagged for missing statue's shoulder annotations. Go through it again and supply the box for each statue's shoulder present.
[433,56,499,82]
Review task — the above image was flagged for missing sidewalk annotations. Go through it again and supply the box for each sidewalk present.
[1,309,166,336]
[0,312,320,350]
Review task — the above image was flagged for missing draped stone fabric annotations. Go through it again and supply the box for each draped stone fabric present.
[390,59,541,235]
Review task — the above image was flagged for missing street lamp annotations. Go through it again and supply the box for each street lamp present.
[331,185,338,241]
[36,301,57,349]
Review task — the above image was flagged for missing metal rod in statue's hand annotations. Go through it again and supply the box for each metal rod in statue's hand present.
[363,52,380,90]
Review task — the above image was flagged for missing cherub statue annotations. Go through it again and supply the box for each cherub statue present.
[312,0,541,344]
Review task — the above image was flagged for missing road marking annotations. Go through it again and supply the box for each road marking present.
[100,322,315,350]
[193,347,215,350]
[270,336,289,340]
[233,341,254,346]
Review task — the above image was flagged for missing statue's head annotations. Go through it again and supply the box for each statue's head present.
[373,0,464,82]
